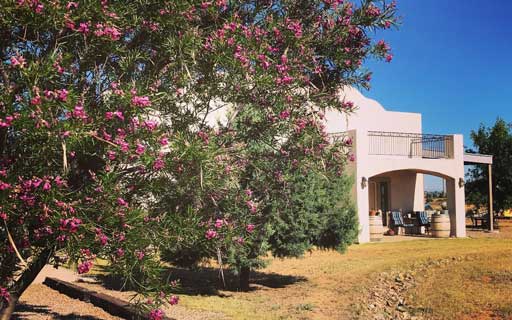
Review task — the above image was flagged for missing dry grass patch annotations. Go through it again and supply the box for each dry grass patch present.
[408,250,512,319]
[172,236,511,319]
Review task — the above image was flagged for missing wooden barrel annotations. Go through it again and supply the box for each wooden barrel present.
[431,213,451,238]
[369,216,384,242]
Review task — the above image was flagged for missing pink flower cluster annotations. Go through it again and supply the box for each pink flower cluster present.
[71,104,88,120]
[16,0,43,14]
[246,200,257,213]
[205,229,217,240]
[0,115,15,128]
[197,131,209,144]
[214,219,225,229]
[77,260,93,274]
[105,110,124,121]
[149,309,164,320]
[131,95,152,107]
[94,23,122,40]
[10,54,26,68]
[59,217,82,233]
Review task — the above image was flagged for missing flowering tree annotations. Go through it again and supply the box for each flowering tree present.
[0,0,397,318]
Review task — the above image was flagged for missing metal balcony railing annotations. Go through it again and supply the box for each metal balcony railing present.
[368,131,454,159]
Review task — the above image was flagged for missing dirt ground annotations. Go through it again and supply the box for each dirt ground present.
[13,283,122,320]
[13,220,512,320]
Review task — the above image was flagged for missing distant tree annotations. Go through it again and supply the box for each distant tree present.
[466,118,512,211]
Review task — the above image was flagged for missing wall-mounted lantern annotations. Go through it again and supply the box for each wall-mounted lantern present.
[459,177,465,188]
[361,177,367,189]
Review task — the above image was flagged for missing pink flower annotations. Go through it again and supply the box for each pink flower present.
[116,248,125,257]
[34,2,43,13]
[32,178,43,188]
[279,110,290,119]
[0,212,7,221]
[118,141,130,152]
[10,55,26,68]
[214,219,224,229]
[113,110,124,121]
[30,95,41,105]
[60,217,82,233]
[66,2,78,10]
[342,101,354,110]
[385,54,393,63]
[55,89,68,101]
[0,181,9,191]
[169,295,179,305]
[77,261,93,274]
[117,198,128,207]
[205,229,217,240]
[197,131,209,144]
[159,136,169,146]
[135,250,145,260]
[149,309,164,320]
[72,104,88,119]
[104,26,122,40]
[143,120,158,131]
[77,22,90,34]
[135,143,146,155]
[131,95,151,107]
[54,176,65,187]
[42,181,51,191]
[98,234,108,246]
[246,224,255,233]
[244,189,252,197]
[107,150,116,160]
[246,200,257,213]
[153,158,165,170]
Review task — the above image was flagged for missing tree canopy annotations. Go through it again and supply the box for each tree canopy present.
[466,118,512,211]
[0,1,397,318]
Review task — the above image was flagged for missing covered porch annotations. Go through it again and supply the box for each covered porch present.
[367,170,459,239]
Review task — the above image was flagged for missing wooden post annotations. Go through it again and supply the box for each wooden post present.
[488,164,493,232]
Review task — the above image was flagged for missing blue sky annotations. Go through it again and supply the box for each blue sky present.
[361,0,512,191]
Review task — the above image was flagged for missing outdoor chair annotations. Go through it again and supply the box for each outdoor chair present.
[416,211,430,235]
[483,212,500,229]
[391,211,414,235]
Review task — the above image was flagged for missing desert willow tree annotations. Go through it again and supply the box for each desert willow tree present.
[0,0,397,318]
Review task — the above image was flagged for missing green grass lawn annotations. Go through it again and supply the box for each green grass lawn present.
[174,223,512,320]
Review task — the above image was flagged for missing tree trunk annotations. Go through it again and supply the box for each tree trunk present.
[0,248,53,320]
[239,266,250,292]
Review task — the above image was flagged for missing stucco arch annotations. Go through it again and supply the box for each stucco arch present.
[369,168,455,181]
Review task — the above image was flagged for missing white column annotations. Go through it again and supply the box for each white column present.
[448,134,466,238]
[354,129,370,243]
[413,173,425,211]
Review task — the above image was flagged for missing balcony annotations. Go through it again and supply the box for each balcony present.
[368,131,454,159]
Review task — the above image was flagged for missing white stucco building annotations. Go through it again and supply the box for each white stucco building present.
[205,86,493,243]
[324,87,493,243]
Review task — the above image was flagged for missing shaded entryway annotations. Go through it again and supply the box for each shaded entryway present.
[366,169,462,239]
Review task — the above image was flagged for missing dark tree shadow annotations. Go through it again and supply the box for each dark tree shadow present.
[86,265,307,296]
[13,303,105,320]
